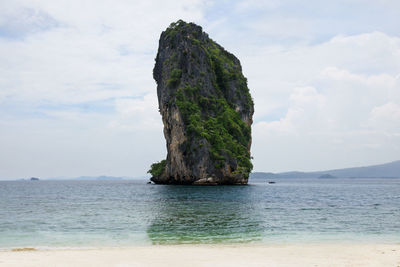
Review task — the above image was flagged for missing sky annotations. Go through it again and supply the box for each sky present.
[0,0,399,179]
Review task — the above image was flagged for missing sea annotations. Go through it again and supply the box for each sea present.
[0,178,399,248]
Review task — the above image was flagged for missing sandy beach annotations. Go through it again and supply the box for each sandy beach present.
[1,244,399,267]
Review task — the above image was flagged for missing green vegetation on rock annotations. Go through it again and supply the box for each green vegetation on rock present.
[147,160,166,177]
[176,85,252,173]
[167,68,182,88]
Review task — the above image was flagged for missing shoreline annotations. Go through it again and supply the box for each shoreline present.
[2,236,399,250]
[1,243,399,267]
[1,238,400,250]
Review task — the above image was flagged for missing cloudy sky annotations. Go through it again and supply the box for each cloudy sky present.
[0,0,399,179]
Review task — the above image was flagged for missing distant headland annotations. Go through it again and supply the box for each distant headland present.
[251,160,400,179]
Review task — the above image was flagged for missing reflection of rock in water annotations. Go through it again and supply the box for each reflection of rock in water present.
[147,185,263,244]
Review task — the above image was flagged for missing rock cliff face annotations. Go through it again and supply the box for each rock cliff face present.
[149,20,254,185]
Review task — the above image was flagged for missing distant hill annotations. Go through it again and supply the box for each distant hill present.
[73,176,124,181]
[28,176,148,181]
[72,176,149,181]
[251,160,400,179]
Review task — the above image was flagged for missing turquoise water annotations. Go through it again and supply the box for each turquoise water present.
[0,178,399,248]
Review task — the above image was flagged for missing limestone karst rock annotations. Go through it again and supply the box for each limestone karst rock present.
[148,20,254,185]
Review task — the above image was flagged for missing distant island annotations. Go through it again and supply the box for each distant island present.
[251,160,400,179]
[13,176,138,181]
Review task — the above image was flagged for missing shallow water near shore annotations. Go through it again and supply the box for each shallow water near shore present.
[0,178,399,248]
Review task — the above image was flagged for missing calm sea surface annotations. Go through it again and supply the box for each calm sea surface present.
[0,178,399,248]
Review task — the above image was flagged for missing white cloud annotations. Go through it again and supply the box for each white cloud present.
[321,67,394,86]
[0,0,207,104]
[0,0,204,179]
[255,86,326,134]
[369,102,400,133]
[249,32,400,172]
[109,94,162,132]
[1,0,400,178]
